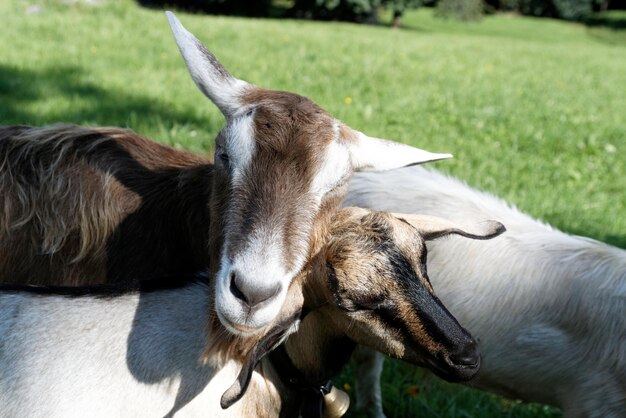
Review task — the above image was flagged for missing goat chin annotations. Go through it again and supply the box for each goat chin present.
[345,166,626,418]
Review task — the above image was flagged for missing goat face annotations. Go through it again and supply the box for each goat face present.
[324,209,505,383]
[166,12,452,335]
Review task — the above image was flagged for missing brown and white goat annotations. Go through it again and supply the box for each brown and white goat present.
[0,12,451,335]
[0,207,504,417]
[345,166,626,418]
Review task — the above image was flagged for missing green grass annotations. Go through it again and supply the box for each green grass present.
[584,10,626,45]
[336,361,563,418]
[1,1,624,416]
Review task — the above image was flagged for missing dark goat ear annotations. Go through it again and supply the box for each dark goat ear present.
[393,213,506,241]
[220,316,300,409]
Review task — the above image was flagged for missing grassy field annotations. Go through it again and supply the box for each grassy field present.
[1,1,624,417]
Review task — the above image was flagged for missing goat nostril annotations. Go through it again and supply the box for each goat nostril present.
[229,273,249,305]
[248,283,281,308]
[229,271,281,308]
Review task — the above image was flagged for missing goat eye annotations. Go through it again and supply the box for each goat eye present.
[337,298,376,313]
[217,150,230,168]
[352,294,391,313]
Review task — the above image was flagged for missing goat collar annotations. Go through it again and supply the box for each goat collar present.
[269,343,333,418]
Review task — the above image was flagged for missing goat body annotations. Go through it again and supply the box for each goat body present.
[0,282,284,418]
[345,166,626,418]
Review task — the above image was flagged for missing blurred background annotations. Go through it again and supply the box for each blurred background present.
[1,0,624,416]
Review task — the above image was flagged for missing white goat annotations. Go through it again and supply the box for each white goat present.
[345,166,626,418]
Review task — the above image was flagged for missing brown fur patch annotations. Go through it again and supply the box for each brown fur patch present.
[0,127,145,284]
[101,127,209,170]
[0,125,213,285]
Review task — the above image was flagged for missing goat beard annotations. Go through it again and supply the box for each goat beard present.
[201,313,251,366]
[220,313,301,409]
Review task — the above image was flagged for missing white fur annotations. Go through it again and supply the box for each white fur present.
[0,283,281,417]
[347,131,452,172]
[311,134,351,197]
[345,166,626,418]
[225,113,256,186]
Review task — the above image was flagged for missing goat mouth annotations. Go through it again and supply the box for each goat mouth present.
[425,355,481,383]
[228,320,264,336]
[216,309,264,337]
[231,322,260,334]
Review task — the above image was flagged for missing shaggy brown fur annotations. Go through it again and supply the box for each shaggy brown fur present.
[0,125,211,285]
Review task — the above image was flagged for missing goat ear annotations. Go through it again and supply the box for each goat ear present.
[394,213,506,241]
[166,11,249,118]
[344,129,452,172]
[220,315,300,409]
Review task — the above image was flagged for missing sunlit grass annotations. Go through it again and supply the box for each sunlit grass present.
[1,1,624,416]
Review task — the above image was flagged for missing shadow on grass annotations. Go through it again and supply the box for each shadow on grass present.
[584,13,626,30]
[0,64,216,132]
[583,12,626,45]
[135,0,275,17]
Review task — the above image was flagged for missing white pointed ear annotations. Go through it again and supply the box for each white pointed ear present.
[166,11,249,118]
[345,130,452,172]
[393,213,506,241]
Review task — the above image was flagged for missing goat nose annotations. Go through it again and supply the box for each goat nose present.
[449,352,479,367]
[448,339,480,367]
[229,271,281,308]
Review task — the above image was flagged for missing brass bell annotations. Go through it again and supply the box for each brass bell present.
[322,385,351,418]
